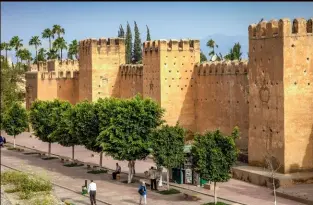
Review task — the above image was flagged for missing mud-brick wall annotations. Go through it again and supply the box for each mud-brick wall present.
[119,64,143,99]
[143,41,162,104]
[194,61,249,150]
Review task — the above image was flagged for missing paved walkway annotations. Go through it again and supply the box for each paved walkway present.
[1,131,305,205]
[1,148,230,205]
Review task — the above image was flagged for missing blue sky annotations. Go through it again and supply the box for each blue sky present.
[1,2,313,62]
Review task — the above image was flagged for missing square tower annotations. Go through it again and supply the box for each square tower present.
[79,38,125,102]
[248,18,313,173]
[143,39,200,131]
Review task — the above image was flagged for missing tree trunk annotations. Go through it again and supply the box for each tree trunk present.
[49,38,51,50]
[72,145,75,161]
[272,172,277,205]
[132,160,136,175]
[167,169,170,190]
[5,50,8,63]
[13,135,16,148]
[99,152,103,168]
[48,142,51,156]
[60,49,62,60]
[128,160,134,184]
[214,182,217,204]
[158,166,163,187]
[36,46,39,70]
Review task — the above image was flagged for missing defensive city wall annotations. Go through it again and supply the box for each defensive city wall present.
[25,17,313,174]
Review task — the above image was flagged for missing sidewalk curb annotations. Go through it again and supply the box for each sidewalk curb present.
[5,141,247,205]
[276,190,313,205]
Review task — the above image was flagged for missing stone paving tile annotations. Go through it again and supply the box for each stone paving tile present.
[1,131,306,205]
[1,148,223,205]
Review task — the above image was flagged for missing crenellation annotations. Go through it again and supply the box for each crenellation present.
[195,61,248,76]
[266,20,279,37]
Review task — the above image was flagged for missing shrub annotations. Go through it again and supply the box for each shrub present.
[1,171,52,199]
[157,188,181,195]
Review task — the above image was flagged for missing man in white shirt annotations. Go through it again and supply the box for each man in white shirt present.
[88,180,97,205]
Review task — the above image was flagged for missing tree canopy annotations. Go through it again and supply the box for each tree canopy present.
[191,128,239,183]
[149,123,186,190]
[72,100,102,153]
[2,102,29,147]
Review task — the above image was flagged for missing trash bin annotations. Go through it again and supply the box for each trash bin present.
[200,178,208,186]
[82,186,87,195]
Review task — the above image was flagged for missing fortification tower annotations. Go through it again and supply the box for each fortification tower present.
[143,39,200,131]
[79,38,125,102]
[248,18,313,173]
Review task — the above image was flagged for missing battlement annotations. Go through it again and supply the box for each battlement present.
[120,64,143,76]
[249,18,313,39]
[143,39,200,52]
[38,70,78,80]
[36,59,79,72]
[79,38,125,50]
[195,60,248,76]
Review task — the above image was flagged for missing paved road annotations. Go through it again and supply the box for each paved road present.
[1,131,305,205]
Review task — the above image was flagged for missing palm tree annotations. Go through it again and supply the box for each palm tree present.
[68,40,79,60]
[52,25,65,39]
[34,48,47,63]
[46,48,59,60]
[0,42,11,62]
[16,48,32,64]
[53,37,67,60]
[42,28,53,50]
[206,39,218,57]
[29,36,42,68]
[9,36,23,63]
[224,42,242,61]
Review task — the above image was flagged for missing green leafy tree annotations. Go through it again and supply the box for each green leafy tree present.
[206,39,218,57]
[0,61,25,127]
[29,100,66,156]
[53,37,67,60]
[29,36,42,68]
[133,21,142,64]
[9,36,23,63]
[118,24,125,38]
[150,123,185,190]
[125,22,133,64]
[2,102,29,148]
[97,95,164,183]
[50,101,78,160]
[68,40,79,60]
[42,28,53,50]
[224,42,242,61]
[0,42,12,62]
[72,101,104,167]
[146,25,151,41]
[200,50,207,63]
[191,127,240,204]
[52,25,65,39]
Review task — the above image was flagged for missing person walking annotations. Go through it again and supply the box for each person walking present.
[138,181,147,205]
[88,180,97,205]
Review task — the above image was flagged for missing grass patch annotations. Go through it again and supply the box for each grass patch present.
[202,202,230,205]
[24,152,40,155]
[7,147,23,151]
[64,162,84,167]
[41,156,58,160]
[1,171,52,200]
[158,188,181,195]
[87,169,108,174]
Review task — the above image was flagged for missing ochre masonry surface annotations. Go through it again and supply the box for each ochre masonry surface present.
[25,18,313,174]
